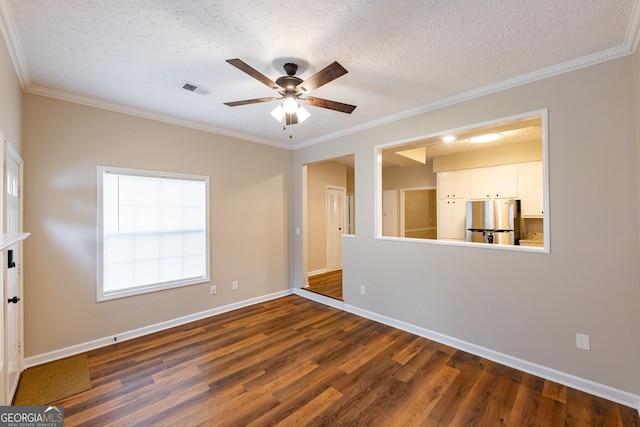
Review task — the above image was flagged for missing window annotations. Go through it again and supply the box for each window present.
[97,166,210,301]
[377,110,549,252]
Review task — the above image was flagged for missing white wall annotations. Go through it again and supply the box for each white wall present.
[22,94,292,357]
[293,53,640,397]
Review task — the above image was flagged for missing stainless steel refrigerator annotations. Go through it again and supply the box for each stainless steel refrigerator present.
[466,199,521,245]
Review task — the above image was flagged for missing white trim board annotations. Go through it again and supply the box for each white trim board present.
[307,269,328,277]
[24,288,640,414]
[292,288,344,311]
[291,291,640,414]
[24,289,294,368]
[319,302,640,414]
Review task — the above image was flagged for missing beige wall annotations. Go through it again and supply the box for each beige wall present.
[0,30,21,152]
[306,160,347,272]
[21,95,292,357]
[383,162,437,190]
[293,54,640,395]
[346,166,355,194]
[433,139,542,172]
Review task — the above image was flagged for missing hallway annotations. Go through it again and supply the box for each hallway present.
[304,270,342,301]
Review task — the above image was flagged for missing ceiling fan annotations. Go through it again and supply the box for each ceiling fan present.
[224,58,357,126]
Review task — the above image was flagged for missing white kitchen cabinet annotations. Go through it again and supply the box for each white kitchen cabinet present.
[518,161,544,217]
[469,165,518,199]
[437,170,468,199]
[437,199,466,240]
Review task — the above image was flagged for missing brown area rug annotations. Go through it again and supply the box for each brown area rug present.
[13,354,91,406]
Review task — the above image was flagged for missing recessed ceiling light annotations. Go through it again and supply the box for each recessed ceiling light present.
[442,135,456,143]
[469,133,502,143]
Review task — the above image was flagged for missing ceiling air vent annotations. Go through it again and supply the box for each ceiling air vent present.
[182,82,210,96]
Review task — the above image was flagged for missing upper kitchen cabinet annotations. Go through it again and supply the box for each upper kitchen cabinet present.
[469,164,518,199]
[518,161,543,217]
[437,170,468,199]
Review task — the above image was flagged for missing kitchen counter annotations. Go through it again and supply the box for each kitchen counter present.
[520,240,543,247]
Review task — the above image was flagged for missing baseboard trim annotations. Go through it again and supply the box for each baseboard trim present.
[307,269,327,277]
[293,288,344,310]
[326,303,640,413]
[25,289,294,368]
[25,288,640,414]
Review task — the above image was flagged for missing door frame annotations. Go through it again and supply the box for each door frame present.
[0,130,5,405]
[2,142,24,402]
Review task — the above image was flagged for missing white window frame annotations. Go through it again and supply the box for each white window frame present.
[96,166,210,301]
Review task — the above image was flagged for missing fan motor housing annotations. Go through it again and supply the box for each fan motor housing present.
[276,75,303,92]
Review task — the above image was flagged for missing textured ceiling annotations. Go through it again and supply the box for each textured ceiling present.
[1,0,639,148]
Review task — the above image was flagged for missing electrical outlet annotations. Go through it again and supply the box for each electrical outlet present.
[210,285,216,295]
[360,285,366,295]
[576,333,590,350]
[232,281,238,290]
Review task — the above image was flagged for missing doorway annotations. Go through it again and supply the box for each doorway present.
[302,155,354,301]
[400,187,437,239]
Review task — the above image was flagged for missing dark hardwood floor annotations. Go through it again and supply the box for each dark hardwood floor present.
[304,270,342,301]
[55,295,638,426]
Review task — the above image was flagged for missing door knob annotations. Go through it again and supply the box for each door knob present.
[7,296,20,304]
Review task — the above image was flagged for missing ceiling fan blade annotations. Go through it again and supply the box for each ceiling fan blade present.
[226,58,280,90]
[298,61,348,93]
[304,97,357,114]
[224,97,279,107]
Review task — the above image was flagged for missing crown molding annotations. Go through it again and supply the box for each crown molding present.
[4,0,639,151]
[0,0,291,149]
[295,0,640,149]
[0,0,30,89]
[27,38,634,153]
[626,0,640,52]
[25,85,292,149]
[293,42,635,150]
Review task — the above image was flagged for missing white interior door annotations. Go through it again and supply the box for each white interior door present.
[5,145,22,401]
[0,131,5,404]
[326,187,345,271]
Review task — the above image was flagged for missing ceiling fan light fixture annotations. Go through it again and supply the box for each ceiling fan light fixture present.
[225,58,355,130]
[282,95,299,114]
[297,106,310,122]
[271,105,285,122]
